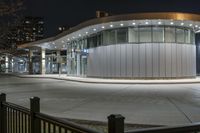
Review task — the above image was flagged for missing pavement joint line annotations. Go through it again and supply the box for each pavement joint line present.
[166,97,193,123]
[61,85,132,113]
[102,85,132,100]
[62,86,130,112]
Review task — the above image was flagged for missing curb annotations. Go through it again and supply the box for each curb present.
[9,74,200,85]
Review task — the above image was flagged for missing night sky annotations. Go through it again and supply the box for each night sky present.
[24,0,200,37]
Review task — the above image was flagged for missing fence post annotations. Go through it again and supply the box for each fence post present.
[108,114,125,133]
[0,93,7,133]
[30,97,40,133]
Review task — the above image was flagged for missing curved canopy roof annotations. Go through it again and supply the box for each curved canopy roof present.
[18,12,200,49]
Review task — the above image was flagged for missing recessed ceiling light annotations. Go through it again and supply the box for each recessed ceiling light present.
[170,22,174,25]
[145,22,149,25]
[189,24,193,27]
[93,28,97,31]
[67,38,70,41]
[120,23,124,26]
[132,22,136,25]
[195,25,198,28]
[72,36,75,39]
[79,34,81,37]
[181,22,184,26]
[52,42,55,45]
[110,24,113,27]
[158,22,162,25]
[86,32,88,34]
[101,26,105,29]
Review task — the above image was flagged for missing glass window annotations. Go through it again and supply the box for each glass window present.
[97,33,102,46]
[109,30,116,44]
[102,31,109,45]
[165,27,175,43]
[116,28,128,43]
[139,27,152,42]
[153,27,164,42]
[185,29,191,44]
[176,28,185,43]
[83,39,87,49]
[102,30,116,45]
[87,36,97,48]
[191,31,195,44]
[129,27,139,43]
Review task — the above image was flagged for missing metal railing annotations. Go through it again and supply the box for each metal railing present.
[0,94,100,133]
[1,93,200,133]
[3,102,30,133]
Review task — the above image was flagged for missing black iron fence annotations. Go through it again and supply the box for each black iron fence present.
[1,93,200,133]
[0,93,101,133]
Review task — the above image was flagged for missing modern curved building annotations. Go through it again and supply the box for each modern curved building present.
[18,12,200,79]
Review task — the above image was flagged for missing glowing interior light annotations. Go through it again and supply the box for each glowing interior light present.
[67,38,70,41]
[189,24,193,27]
[158,22,162,25]
[101,26,105,29]
[61,41,64,43]
[132,22,136,25]
[93,28,97,31]
[79,34,81,37]
[145,22,149,25]
[120,23,124,26]
[195,25,198,28]
[110,24,113,27]
[86,32,88,34]
[181,22,184,26]
[170,22,174,25]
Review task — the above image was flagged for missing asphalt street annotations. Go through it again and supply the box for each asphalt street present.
[1,74,200,126]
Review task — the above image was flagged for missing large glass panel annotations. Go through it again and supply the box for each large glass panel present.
[109,30,116,44]
[88,36,97,48]
[176,28,185,43]
[191,31,195,44]
[116,28,128,43]
[139,27,152,42]
[185,29,191,44]
[165,27,175,43]
[129,27,139,43]
[102,30,116,45]
[153,27,164,42]
[102,31,109,45]
[97,33,102,46]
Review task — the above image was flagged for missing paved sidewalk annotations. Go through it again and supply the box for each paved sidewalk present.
[14,74,200,84]
[2,74,200,126]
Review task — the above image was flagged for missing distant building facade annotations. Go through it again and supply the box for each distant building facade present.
[8,16,44,46]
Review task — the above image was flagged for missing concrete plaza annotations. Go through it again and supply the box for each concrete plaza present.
[1,74,200,126]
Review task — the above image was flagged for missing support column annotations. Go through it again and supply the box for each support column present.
[40,48,46,75]
[11,58,14,73]
[57,50,61,75]
[29,49,33,74]
[77,53,81,76]
[67,55,71,75]
[5,55,9,74]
